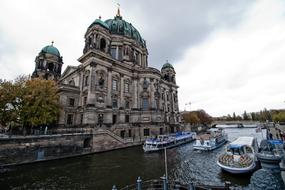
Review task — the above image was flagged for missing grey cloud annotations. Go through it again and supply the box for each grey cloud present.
[123,0,255,68]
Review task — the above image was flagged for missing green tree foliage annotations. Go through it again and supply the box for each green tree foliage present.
[226,114,232,121]
[243,110,249,121]
[236,115,242,121]
[232,112,236,121]
[272,111,285,122]
[0,76,60,132]
[21,79,60,127]
[259,108,272,121]
[250,112,256,121]
[0,76,26,127]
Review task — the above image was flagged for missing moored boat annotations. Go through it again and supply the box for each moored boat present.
[193,128,228,151]
[143,131,196,153]
[217,136,259,174]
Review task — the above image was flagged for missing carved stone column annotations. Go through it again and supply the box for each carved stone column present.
[88,63,97,105]
[132,76,138,109]
[107,68,112,107]
[120,74,124,108]
[150,83,155,109]
[116,46,119,60]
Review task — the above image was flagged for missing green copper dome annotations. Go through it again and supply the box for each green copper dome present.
[88,18,110,30]
[41,44,60,57]
[162,62,174,70]
[105,15,145,46]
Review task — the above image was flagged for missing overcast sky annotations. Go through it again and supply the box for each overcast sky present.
[0,0,285,116]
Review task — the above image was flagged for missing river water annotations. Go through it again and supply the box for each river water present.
[0,126,266,190]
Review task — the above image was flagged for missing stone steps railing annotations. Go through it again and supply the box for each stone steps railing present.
[94,128,134,144]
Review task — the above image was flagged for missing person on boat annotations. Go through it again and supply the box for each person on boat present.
[269,133,273,140]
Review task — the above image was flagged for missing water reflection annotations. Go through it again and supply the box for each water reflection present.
[0,126,266,189]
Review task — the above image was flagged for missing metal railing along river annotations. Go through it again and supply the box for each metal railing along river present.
[112,175,232,190]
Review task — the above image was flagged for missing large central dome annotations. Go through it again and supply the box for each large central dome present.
[88,9,145,47]
[105,15,145,46]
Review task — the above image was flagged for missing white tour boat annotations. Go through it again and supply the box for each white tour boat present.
[143,132,196,153]
[193,128,228,151]
[217,136,259,174]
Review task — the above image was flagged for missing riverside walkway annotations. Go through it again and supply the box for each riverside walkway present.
[267,124,285,141]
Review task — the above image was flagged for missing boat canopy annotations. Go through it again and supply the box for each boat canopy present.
[176,132,183,136]
[228,144,243,149]
[229,137,255,147]
[268,140,283,145]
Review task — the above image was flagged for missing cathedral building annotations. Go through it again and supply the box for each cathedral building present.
[32,9,181,140]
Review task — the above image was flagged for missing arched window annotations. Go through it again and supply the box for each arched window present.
[112,79,118,91]
[111,47,116,59]
[47,62,54,72]
[85,75,89,86]
[125,99,130,109]
[118,47,123,60]
[112,99,118,108]
[142,98,149,111]
[100,38,106,51]
[124,82,129,93]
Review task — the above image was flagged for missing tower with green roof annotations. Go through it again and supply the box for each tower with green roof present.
[32,42,63,81]
[161,60,176,84]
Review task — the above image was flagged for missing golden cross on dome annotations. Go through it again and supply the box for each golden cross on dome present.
[116,3,121,17]
[51,41,54,46]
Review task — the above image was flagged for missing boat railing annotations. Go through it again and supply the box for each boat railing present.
[114,176,231,190]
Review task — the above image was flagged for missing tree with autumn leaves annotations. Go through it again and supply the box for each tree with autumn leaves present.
[182,109,212,125]
[0,76,60,134]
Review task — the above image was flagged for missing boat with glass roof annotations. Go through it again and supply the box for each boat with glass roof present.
[217,136,259,174]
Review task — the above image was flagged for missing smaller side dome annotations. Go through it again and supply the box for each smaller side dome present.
[88,16,109,30]
[162,61,174,70]
[41,42,60,57]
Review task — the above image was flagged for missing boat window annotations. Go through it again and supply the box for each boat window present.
[231,148,243,155]
[245,146,253,153]
[239,147,245,155]
[226,147,231,153]
[233,148,239,155]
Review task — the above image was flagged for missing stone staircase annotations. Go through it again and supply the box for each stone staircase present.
[93,128,126,143]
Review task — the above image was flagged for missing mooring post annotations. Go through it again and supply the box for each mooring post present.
[112,185,117,190]
[162,174,168,190]
[250,139,285,189]
[188,182,195,190]
[136,176,142,190]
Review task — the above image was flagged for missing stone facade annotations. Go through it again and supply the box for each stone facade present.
[0,133,92,165]
[32,10,181,142]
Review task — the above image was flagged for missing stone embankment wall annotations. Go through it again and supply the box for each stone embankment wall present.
[0,128,141,167]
